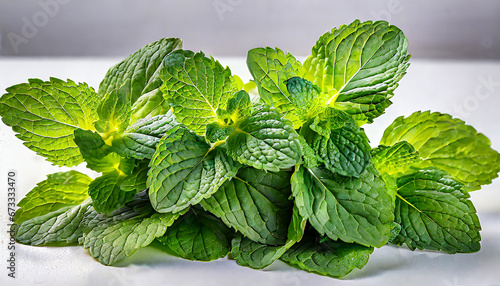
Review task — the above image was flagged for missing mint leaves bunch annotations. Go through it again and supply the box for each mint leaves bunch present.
[2,20,499,278]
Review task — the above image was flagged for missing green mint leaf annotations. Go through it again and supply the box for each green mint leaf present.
[285,77,326,123]
[226,90,251,122]
[120,160,149,193]
[148,126,240,213]
[81,191,186,265]
[161,50,237,135]
[73,128,124,173]
[280,232,373,278]
[291,165,394,247]
[231,206,306,269]
[380,111,500,191]
[112,111,179,160]
[303,20,410,124]
[247,47,302,127]
[393,169,481,253]
[94,82,132,134]
[304,108,372,177]
[14,171,92,224]
[372,141,421,176]
[0,78,99,166]
[205,122,233,143]
[14,198,92,246]
[88,169,136,214]
[155,208,233,261]
[130,88,172,123]
[226,105,301,172]
[201,167,293,245]
[298,135,321,169]
[98,38,182,104]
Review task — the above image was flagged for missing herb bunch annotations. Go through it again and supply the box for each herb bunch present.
[2,20,499,278]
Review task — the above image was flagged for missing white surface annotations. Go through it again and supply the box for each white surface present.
[0,58,499,286]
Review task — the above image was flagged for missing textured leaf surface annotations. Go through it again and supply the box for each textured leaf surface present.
[291,165,393,247]
[303,20,410,123]
[280,233,373,278]
[161,50,236,135]
[120,160,150,193]
[156,209,233,261]
[73,129,122,173]
[130,88,172,123]
[393,169,481,253]
[148,126,240,213]
[81,192,185,265]
[226,90,251,121]
[247,47,302,126]
[88,170,136,214]
[94,83,131,134]
[0,78,99,166]
[372,141,421,176]
[226,105,301,172]
[15,199,92,246]
[201,168,293,245]
[14,171,92,224]
[98,38,182,103]
[285,77,325,123]
[231,206,306,269]
[380,111,500,191]
[112,111,179,160]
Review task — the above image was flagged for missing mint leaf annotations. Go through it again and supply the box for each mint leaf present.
[226,90,251,121]
[226,105,301,172]
[201,167,293,245]
[81,191,186,265]
[120,160,149,193]
[205,122,233,143]
[155,208,233,261]
[247,47,302,127]
[285,77,326,123]
[130,88,172,123]
[94,82,132,134]
[280,232,373,278]
[15,199,92,246]
[231,206,306,269]
[303,20,410,124]
[148,126,240,213]
[291,165,394,247]
[98,38,182,104]
[393,169,481,253]
[88,169,136,214]
[161,50,237,135]
[73,128,124,173]
[14,171,92,224]
[0,78,99,166]
[380,111,500,191]
[112,111,179,160]
[372,141,421,176]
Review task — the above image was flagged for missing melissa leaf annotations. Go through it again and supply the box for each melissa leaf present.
[380,111,500,191]
[148,126,240,213]
[0,78,99,166]
[303,20,410,124]
[393,169,481,253]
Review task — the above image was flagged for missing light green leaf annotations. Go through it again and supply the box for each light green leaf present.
[231,206,306,269]
[94,82,131,134]
[393,169,481,253]
[81,191,186,265]
[205,122,233,143]
[155,208,233,261]
[285,77,326,123]
[372,141,421,176]
[88,170,136,214]
[380,111,500,191]
[112,111,179,160]
[73,128,123,173]
[130,88,172,123]
[291,165,394,247]
[161,50,237,135]
[14,171,92,224]
[247,47,302,127]
[0,78,99,166]
[98,38,182,104]
[226,105,301,172]
[15,198,92,246]
[280,232,373,278]
[201,167,293,245]
[148,125,240,213]
[120,160,150,193]
[226,90,251,122]
[303,20,410,124]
